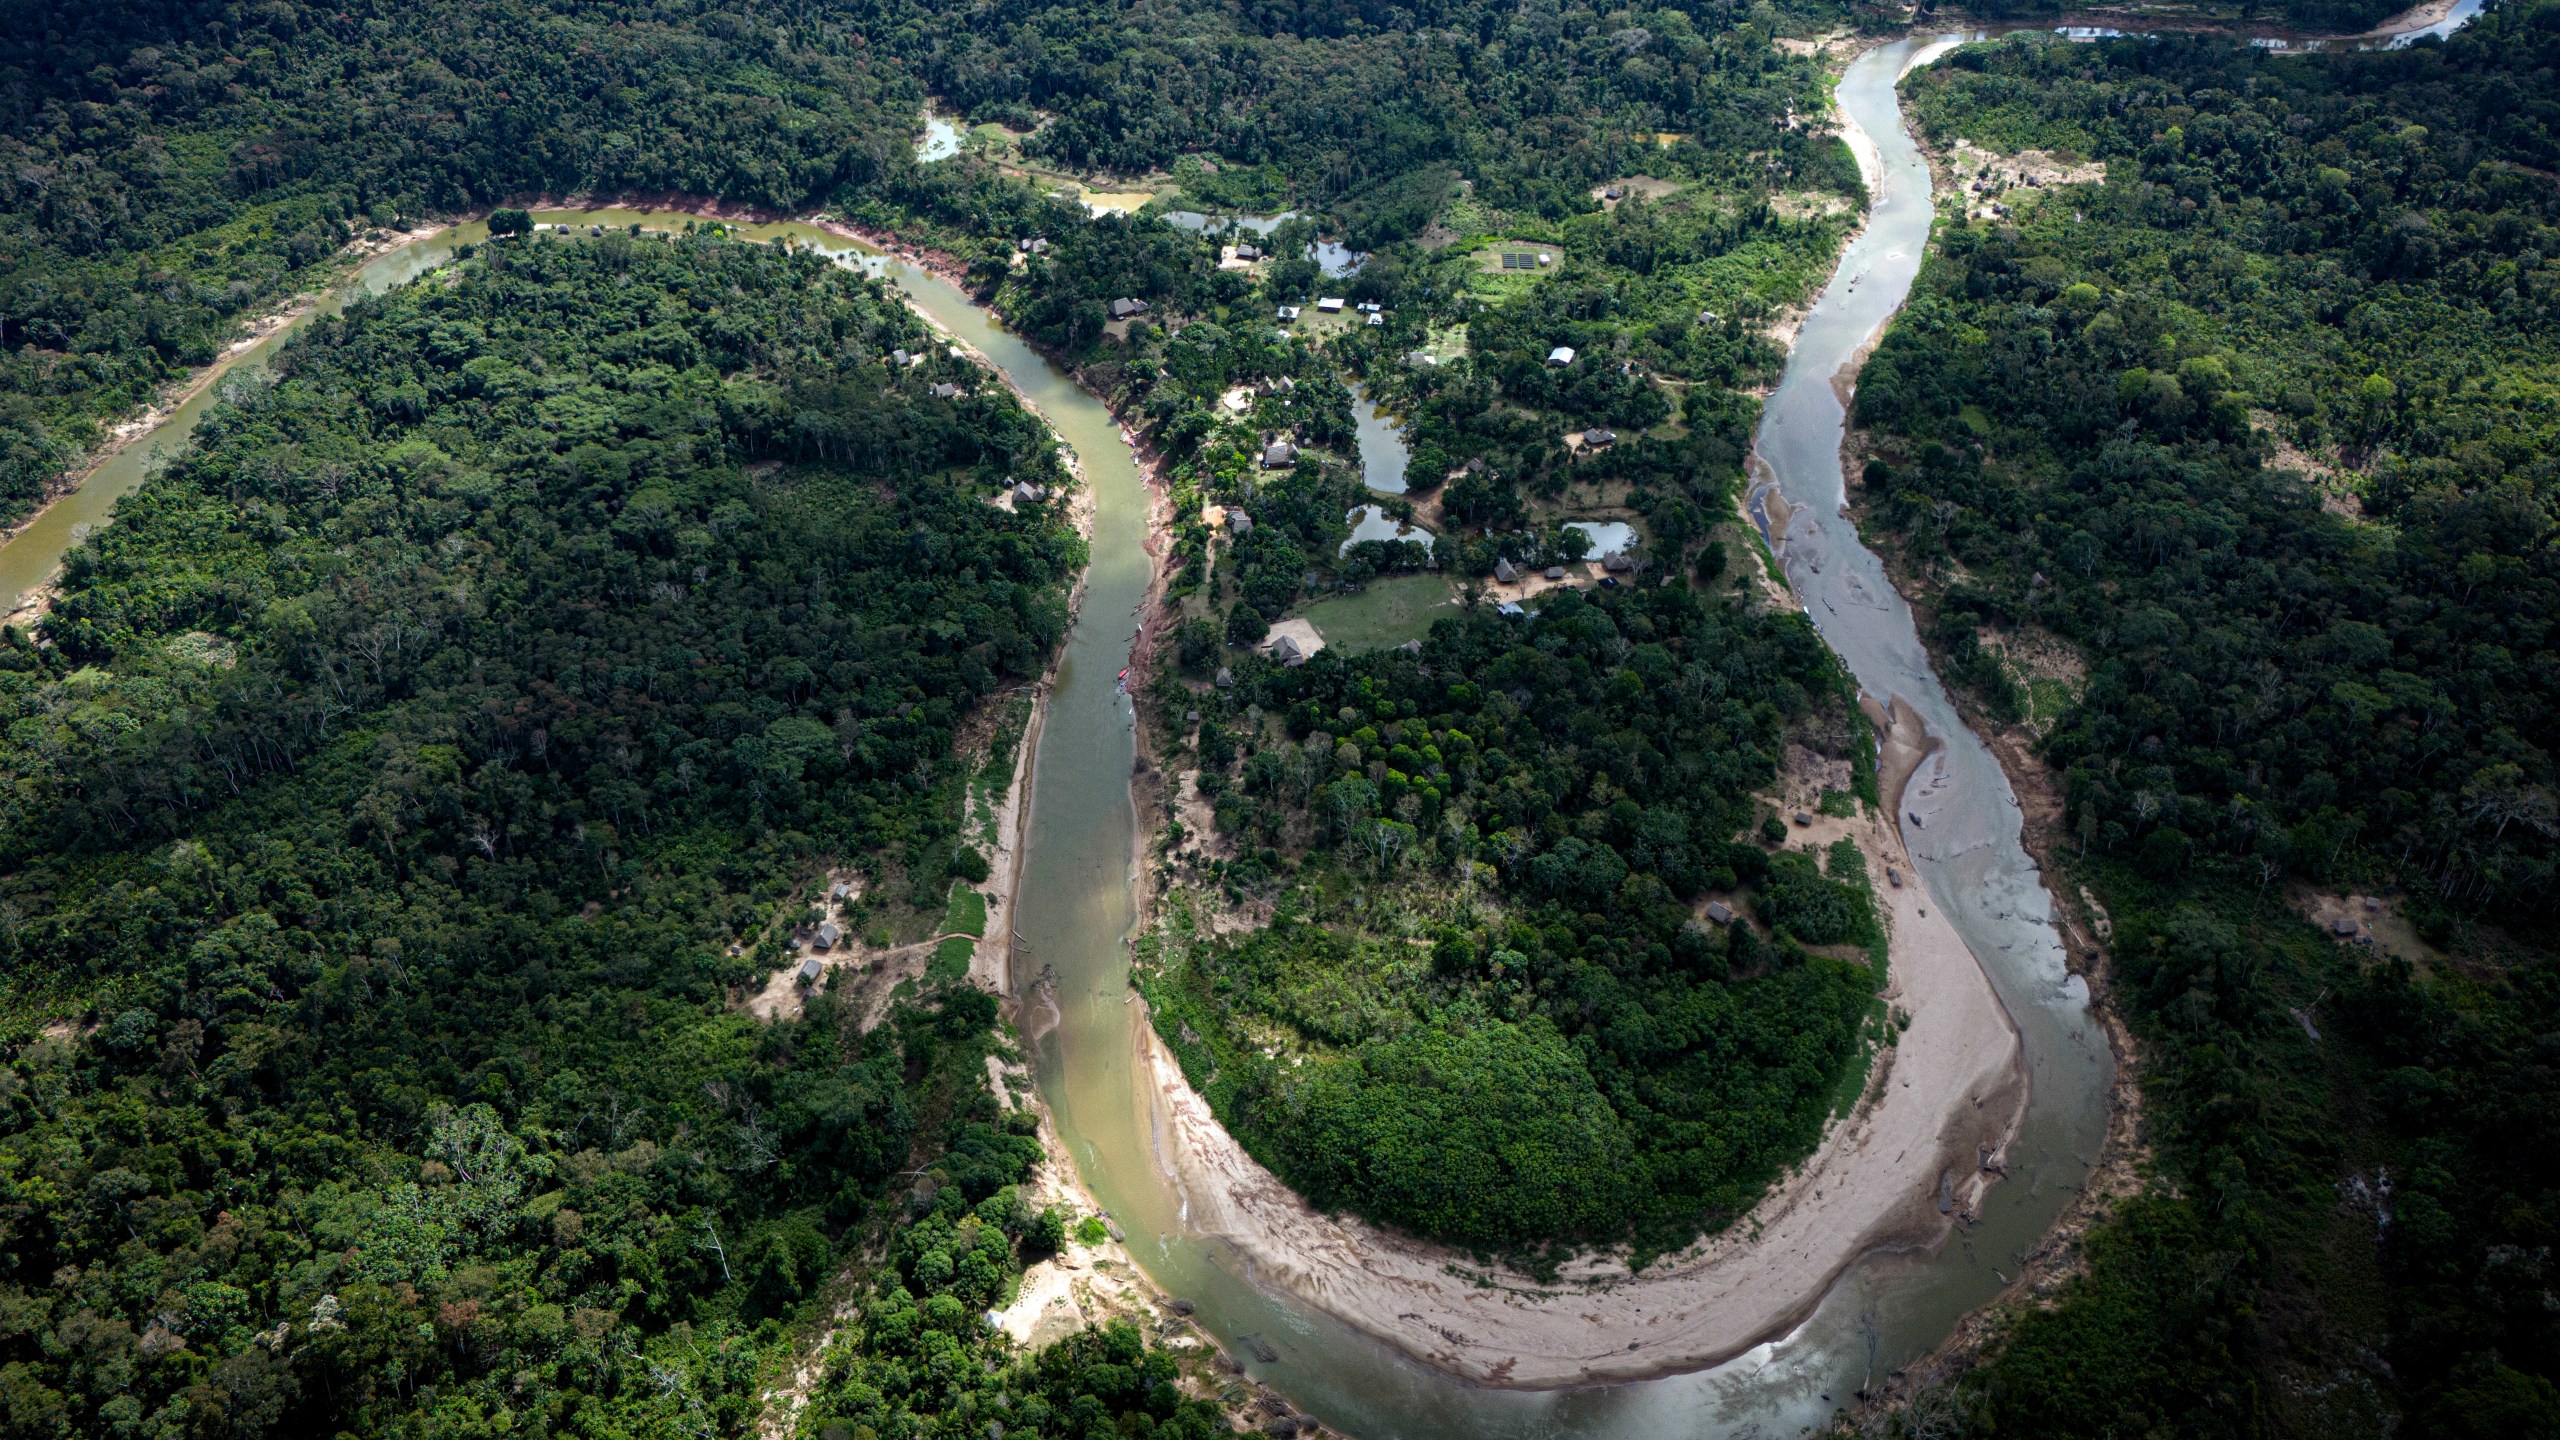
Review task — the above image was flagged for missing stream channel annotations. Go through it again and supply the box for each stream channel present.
[0,13,2479,1432]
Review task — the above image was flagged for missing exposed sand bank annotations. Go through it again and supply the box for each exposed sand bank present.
[971,696,1043,996]
[1,220,454,626]
[1131,690,2023,1389]
[1103,38,2040,1383]
[821,195,2033,1391]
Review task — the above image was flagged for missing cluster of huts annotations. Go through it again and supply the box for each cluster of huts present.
[1277,299,1388,326]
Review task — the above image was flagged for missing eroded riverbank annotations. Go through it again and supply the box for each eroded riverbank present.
[0,63,2098,1421]
[1100,27,2065,1401]
[0,184,2076,1440]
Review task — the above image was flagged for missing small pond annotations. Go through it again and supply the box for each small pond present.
[1350,386,1411,494]
[1160,210,1300,234]
[1565,519,1637,557]
[1311,240,1366,277]
[916,114,963,162]
[1341,505,1434,553]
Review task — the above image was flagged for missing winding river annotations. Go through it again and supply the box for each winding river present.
[993,38,2106,1434]
[0,13,2480,1433]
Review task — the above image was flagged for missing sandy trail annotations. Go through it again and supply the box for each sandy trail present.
[971,696,1043,996]
[1133,688,2021,1389]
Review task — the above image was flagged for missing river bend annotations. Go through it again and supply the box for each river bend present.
[20,16,2496,1426]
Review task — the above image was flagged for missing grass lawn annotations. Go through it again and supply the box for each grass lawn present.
[1295,574,1460,653]
[943,884,988,937]
[928,935,978,982]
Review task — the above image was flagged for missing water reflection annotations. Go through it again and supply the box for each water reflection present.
[1160,210,1299,234]
[1341,504,1433,553]
[1351,385,1411,493]
[917,113,963,162]
[1564,519,1636,557]
[1312,240,1366,276]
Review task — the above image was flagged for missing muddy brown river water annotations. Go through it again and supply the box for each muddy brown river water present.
[2,15,2480,1426]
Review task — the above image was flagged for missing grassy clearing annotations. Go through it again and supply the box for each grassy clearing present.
[928,935,978,982]
[943,884,989,938]
[1294,574,1460,653]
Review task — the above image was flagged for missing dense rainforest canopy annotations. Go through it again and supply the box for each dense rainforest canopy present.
[7,0,2558,1432]
[0,0,930,513]
[1141,588,1886,1256]
[861,0,1847,232]
[0,232,1221,1438]
[1857,9,2560,1437]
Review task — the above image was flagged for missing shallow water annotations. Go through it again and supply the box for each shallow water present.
[1564,519,1636,558]
[1341,505,1433,553]
[1162,210,1300,235]
[1350,385,1411,494]
[2080,0,2480,50]
[918,114,964,162]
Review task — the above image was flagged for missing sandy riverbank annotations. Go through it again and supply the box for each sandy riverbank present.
[1071,46,2030,1386]
[972,696,1042,997]
[819,196,2035,1391]
[50,220,452,497]
[1,220,454,628]
[1129,696,2023,1386]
